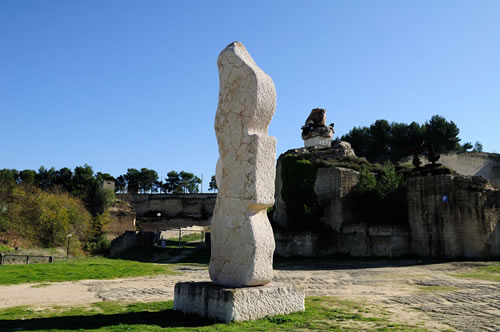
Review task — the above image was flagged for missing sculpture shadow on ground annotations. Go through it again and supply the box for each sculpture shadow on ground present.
[272,256,447,271]
[109,246,211,265]
[0,309,215,331]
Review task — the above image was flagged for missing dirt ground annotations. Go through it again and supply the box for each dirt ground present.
[0,259,498,332]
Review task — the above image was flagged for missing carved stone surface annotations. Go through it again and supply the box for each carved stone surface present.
[174,282,305,322]
[304,136,332,148]
[209,41,276,287]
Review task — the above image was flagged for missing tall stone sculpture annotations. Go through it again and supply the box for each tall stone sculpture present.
[209,41,276,287]
[174,42,304,322]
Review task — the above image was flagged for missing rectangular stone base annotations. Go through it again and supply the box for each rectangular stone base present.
[174,282,305,322]
[304,136,332,148]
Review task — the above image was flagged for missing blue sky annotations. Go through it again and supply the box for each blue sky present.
[1,1,499,191]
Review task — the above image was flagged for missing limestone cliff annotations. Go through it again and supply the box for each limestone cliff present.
[416,151,500,188]
[408,174,500,258]
[272,141,361,231]
[104,199,136,240]
[273,143,500,259]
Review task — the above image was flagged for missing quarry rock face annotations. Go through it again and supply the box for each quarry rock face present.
[272,146,499,259]
[209,41,276,287]
[408,174,500,258]
[273,146,359,231]
[418,151,500,188]
[313,167,360,231]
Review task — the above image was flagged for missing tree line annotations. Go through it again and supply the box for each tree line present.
[0,165,114,254]
[1,165,115,215]
[0,164,215,253]
[340,115,483,163]
[0,166,214,195]
[115,169,218,194]
[115,169,203,194]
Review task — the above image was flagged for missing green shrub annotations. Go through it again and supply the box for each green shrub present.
[280,154,322,230]
[376,161,405,199]
[92,234,111,255]
[348,161,408,225]
[354,166,377,193]
[0,244,13,252]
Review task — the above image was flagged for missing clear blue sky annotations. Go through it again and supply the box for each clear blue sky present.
[1,1,499,191]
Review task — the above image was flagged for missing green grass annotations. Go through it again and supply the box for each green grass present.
[178,232,204,243]
[0,296,432,331]
[163,233,205,249]
[0,257,178,285]
[116,246,210,265]
[454,264,500,282]
[4,247,66,256]
[0,244,14,252]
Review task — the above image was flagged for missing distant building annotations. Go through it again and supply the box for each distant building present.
[100,180,115,192]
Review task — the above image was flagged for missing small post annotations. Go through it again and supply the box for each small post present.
[49,256,53,263]
[1,254,4,265]
[67,233,72,259]
[26,255,29,264]
[178,228,182,249]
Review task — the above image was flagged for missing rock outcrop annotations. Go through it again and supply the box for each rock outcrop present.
[209,42,277,287]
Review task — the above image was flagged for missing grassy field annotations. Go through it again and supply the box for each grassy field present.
[0,257,179,285]
[0,296,433,332]
[162,232,205,249]
[0,246,66,256]
[454,263,500,282]
[116,246,210,265]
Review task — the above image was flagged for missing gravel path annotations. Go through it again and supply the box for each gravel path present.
[0,259,498,332]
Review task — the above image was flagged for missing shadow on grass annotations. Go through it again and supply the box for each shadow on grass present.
[0,309,215,331]
[111,246,211,265]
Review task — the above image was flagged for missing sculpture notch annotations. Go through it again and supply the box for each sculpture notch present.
[209,41,277,287]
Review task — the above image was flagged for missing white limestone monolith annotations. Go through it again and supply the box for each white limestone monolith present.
[209,41,276,287]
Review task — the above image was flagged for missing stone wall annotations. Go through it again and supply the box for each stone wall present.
[272,161,288,229]
[274,224,411,257]
[313,167,359,231]
[136,218,211,232]
[408,174,500,258]
[116,193,216,232]
[421,152,500,188]
[109,231,137,257]
[273,164,359,231]
[119,194,216,219]
[103,200,136,240]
